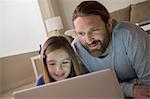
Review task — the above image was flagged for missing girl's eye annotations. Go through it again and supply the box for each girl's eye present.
[48,62,56,66]
[62,60,71,64]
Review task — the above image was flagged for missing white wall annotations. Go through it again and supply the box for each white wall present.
[0,0,47,58]
[0,60,2,93]
[56,0,77,30]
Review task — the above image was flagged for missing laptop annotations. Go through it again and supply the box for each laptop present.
[12,68,124,99]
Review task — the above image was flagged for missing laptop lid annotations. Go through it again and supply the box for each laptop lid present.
[12,68,124,99]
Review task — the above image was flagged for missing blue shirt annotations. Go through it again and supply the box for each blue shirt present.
[35,75,44,86]
[72,22,150,97]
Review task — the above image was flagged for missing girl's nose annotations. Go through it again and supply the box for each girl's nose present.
[55,65,64,76]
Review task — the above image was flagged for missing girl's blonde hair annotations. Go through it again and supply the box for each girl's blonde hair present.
[40,36,81,83]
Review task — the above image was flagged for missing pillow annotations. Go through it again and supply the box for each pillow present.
[64,29,77,38]
[110,6,131,22]
[130,0,150,23]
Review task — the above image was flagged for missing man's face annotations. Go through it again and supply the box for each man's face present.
[73,15,112,57]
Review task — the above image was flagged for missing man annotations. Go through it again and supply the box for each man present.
[71,1,150,98]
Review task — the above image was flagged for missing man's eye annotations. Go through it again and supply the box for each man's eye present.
[78,32,85,36]
[91,28,100,33]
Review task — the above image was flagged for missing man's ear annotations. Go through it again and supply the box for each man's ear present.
[107,18,113,33]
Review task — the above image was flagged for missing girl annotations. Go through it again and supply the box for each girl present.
[36,36,87,85]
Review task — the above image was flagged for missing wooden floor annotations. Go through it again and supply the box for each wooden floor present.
[0,82,34,99]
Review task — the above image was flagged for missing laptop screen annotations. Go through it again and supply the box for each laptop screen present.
[13,68,124,99]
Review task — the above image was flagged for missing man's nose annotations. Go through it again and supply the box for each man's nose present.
[85,33,94,44]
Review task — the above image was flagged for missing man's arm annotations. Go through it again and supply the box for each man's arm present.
[133,85,150,98]
[121,24,150,98]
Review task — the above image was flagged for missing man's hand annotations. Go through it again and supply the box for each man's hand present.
[133,85,150,99]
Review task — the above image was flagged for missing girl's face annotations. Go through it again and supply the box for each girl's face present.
[46,48,71,81]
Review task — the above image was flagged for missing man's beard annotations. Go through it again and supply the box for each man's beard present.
[84,37,110,57]
[89,41,108,57]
